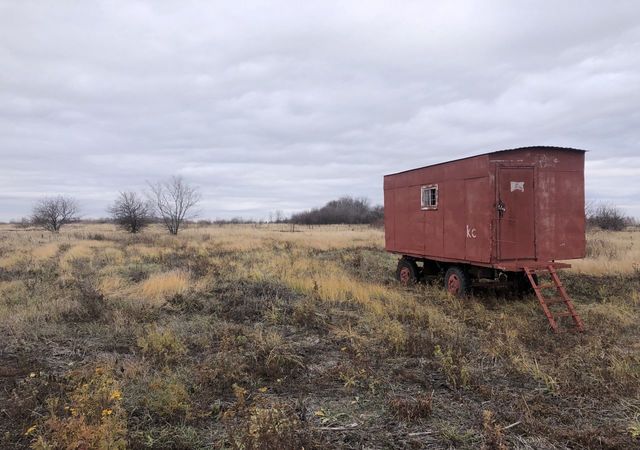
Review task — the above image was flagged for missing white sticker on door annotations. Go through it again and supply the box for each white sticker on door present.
[510,181,525,192]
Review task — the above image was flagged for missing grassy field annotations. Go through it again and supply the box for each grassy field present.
[0,223,638,449]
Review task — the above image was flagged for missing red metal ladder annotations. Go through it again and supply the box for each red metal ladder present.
[524,265,585,333]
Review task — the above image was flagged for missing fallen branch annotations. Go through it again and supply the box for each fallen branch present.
[317,422,359,431]
[408,431,433,437]
[502,421,521,431]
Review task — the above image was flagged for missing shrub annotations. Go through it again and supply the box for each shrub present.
[587,203,627,231]
[108,191,152,233]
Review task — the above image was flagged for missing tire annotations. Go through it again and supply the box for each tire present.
[396,258,419,285]
[444,266,470,297]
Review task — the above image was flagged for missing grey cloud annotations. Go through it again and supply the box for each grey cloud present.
[1,0,639,220]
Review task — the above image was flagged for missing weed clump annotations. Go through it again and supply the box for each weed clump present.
[137,325,187,364]
[629,415,640,439]
[30,365,127,450]
[252,329,305,379]
[291,296,327,330]
[481,410,507,450]
[387,392,433,421]
[142,372,191,420]
[225,400,317,450]
[586,237,622,260]
[434,345,471,389]
[195,334,250,393]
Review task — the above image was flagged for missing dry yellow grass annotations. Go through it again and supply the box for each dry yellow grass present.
[99,275,130,298]
[0,222,638,448]
[183,223,384,251]
[126,244,167,263]
[0,251,25,269]
[59,244,95,272]
[32,243,59,260]
[566,230,640,274]
[138,270,190,302]
[0,279,26,299]
[0,223,636,276]
[100,247,125,265]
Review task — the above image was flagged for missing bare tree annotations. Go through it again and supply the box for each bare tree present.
[148,176,201,235]
[31,196,80,232]
[108,191,152,233]
[586,202,627,231]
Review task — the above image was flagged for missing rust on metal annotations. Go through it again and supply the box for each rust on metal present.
[384,146,586,269]
[384,146,587,332]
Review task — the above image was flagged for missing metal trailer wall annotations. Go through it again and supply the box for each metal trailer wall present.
[383,146,586,269]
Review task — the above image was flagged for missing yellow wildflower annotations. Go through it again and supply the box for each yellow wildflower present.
[101,408,113,417]
[109,389,122,401]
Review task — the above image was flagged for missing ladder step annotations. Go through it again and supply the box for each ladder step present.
[554,328,579,334]
[523,265,585,334]
[544,297,566,305]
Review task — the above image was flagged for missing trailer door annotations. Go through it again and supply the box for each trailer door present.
[497,166,535,260]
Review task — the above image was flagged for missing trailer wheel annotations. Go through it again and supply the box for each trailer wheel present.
[444,266,469,297]
[396,258,419,285]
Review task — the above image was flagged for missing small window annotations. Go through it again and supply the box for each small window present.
[421,184,438,210]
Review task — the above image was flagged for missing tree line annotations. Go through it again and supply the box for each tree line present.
[22,179,384,234]
[290,197,383,225]
[28,176,200,235]
[18,186,636,234]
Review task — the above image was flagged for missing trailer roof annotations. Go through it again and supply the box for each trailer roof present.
[385,146,587,177]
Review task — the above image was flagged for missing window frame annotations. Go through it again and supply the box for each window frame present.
[420,184,438,210]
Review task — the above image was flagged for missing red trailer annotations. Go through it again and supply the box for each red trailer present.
[384,146,586,332]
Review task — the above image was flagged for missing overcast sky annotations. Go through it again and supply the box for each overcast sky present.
[1,1,639,221]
